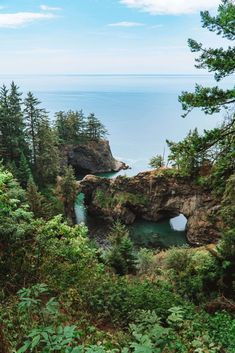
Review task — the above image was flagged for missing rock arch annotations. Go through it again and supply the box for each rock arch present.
[79,171,221,245]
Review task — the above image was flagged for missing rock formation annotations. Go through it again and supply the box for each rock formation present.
[78,170,222,245]
[61,140,128,175]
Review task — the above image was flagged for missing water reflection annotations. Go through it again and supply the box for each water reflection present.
[75,194,187,249]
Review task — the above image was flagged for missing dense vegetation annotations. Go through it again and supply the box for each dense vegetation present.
[0,84,107,188]
[1,1,235,352]
[0,84,108,220]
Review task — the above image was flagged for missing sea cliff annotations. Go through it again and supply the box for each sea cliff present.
[61,140,128,175]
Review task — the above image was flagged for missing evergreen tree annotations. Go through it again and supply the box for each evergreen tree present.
[55,110,87,144]
[167,0,235,188]
[37,120,60,185]
[149,155,165,170]
[179,0,235,117]
[56,166,77,223]
[54,111,68,144]
[26,178,48,218]
[24,92,47,167]
[85,113,108,141]
[66,110,86,143]
[107,221,137,275]
[0,85,8,160]
[17,152,32,187]
[0,82,27,165]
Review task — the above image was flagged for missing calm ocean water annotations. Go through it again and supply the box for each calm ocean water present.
[1,74,231,247]
[0,74,231,176]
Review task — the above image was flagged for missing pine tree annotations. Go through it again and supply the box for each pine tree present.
[24,92,47,167]
[0,82,27,165]
[107,221,137,275]
[179,0,235,117]
[26,178,47,218]
[37,120,60,185]
[85,113,108,141]
[17,152,32,187]
[56,166,77,223]
[54,111,68,144]
[55,110,87,144]
[0,84,10,160]
[167,0,235,187]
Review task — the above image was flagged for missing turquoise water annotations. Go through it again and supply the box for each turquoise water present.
[75,193,187,249]
[1,74,230,247]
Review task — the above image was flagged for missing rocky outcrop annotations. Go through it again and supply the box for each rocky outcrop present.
[78,171,222,245]
[61,140,128,175]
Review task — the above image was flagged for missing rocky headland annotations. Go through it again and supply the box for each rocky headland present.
[78,170,222,246]
[61,140,128,175]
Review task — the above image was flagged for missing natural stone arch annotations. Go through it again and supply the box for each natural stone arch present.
[79,171,221,246]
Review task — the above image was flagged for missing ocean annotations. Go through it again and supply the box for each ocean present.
[0,74,230,176]
[1,74,231,247]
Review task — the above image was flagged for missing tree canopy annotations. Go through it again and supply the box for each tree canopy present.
[179,0,235,117]
[166,0,235,192]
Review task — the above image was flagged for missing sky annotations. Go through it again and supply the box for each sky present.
[0,0,225,74]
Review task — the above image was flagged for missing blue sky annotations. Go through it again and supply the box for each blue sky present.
[0,0,223,74]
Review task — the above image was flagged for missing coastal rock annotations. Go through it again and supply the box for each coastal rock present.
[78,171,222,245]
[61,140,128,174]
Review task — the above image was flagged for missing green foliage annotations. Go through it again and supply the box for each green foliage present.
[36,119,60,185]
[128,310,172,353]
[56,166,78,223]
[167,128,205,175]
[136,248,156,276]
[166,0,235,192]
[201,0,235,41]
[0,82,28,165]
[167,116,235,191]
[164,247,220,301]
[0,166,37,292]
[179,0,235,116]
[221,174,235,227]
[95,189,148,209]
[55,110,108,144]
[17,152,32,187]
[26,178,49,218]
[85,113,108,141]
[17,284,82,353]
[105,222,137,275]
[24,91,47,167]
[149,155,164,170]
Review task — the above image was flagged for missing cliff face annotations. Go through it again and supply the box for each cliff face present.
[78,171,222,245]
[61,140,128,174]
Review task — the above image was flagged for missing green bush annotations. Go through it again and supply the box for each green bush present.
[164,247,220,301]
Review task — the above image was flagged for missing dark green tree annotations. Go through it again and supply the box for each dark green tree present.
[17,152,32,187]
[56,166,78,223]
[85,113,108,141]
[26,178,48,218]
[149,154,165,170]
[167,1,235,188]
[0,82,27,165]
[37,120,60,185]
[0,85,9,160]
[24,92,47,167]
[55,110,86,144]
[106,221,137,275]
[179,0,235,117]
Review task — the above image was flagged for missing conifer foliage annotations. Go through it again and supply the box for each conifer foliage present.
[0,83,108,190]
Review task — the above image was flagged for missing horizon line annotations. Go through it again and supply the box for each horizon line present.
[0,73,215,77]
